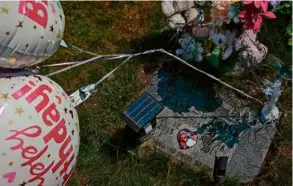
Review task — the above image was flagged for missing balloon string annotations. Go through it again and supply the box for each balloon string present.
[41,54,133,68]
[41,61,80,67]
[46,55,102,76]
[93,56,133,89]
[159,49,264,105]
[45,49,161,77]
[53,47,263,105]
[92,49,166,89]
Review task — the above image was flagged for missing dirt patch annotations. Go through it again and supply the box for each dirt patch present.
[76,174,91,186]
[280,145,292,159]
[103,125,118,136]
[111,2,157,41]
[136,67,149,88]
[135,66,151,98]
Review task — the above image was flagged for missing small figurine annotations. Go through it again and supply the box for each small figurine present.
[209,27,238,60]
[260,79,282,123]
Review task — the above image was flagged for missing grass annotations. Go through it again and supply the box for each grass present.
[41,1,291,186]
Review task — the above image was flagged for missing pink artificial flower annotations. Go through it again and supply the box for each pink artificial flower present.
[239,1,276,33]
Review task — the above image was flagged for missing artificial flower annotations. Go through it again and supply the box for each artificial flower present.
[241,0,268,12]
[227,5,240,24]
[238,1,276,33]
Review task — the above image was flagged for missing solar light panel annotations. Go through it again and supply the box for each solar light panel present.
[122,92,164,132]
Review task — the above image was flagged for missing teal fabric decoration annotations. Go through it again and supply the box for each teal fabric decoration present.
[154,70,223,113]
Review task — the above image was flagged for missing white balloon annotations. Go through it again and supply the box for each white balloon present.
[0,1,65,68]
[0,75,79,186]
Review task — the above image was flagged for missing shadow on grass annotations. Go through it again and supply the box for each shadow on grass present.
[100,126,141,159]
[129,29,178,73]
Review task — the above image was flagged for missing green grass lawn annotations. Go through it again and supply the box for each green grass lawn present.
[42,2,292,186]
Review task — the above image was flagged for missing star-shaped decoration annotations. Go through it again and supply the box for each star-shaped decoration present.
[25,44,29,48]
[16,21,23,28]
[19,181,27,186]
[55,95,61,104]
[47,154,51,158]
[8,120,13,126]
[0,93,10,101]
[69,110,74,118]
[0,7,9,14]
[9,161,13,166]
[62,92,68,100]
[33,75,42,81]
[15,107,24,116]
[49,25,54,32]
[51,3,56,14]
[40,36,44,39]
[71,130,75,136]
[59,14,62,20]
[8,56,16,65]
[5,31,9,36]
[63,108,68,114]
[33,25,37,30]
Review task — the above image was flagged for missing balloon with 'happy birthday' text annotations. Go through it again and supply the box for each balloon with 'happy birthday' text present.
[0,0,65,69]
[0,75,79,186]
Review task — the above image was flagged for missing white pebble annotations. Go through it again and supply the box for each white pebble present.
[184,8,199,22]
[161,1,175,17]
[173,1,195,12]
[168,13,186,29]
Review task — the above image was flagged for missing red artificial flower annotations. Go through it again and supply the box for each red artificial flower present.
[239,0,276,33]
[242,0,268,12]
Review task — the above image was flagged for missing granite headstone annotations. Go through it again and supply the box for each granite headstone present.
[139,69,277,182]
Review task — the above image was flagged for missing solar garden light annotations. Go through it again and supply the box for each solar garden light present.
[122,92,164,135]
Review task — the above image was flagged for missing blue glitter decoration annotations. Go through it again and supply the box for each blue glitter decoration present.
[155,70,223,113]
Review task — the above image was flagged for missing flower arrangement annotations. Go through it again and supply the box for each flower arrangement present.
[163,0,283,72]
[238,1,276,33]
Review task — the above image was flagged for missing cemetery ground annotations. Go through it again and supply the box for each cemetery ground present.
[43,2,292,186]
